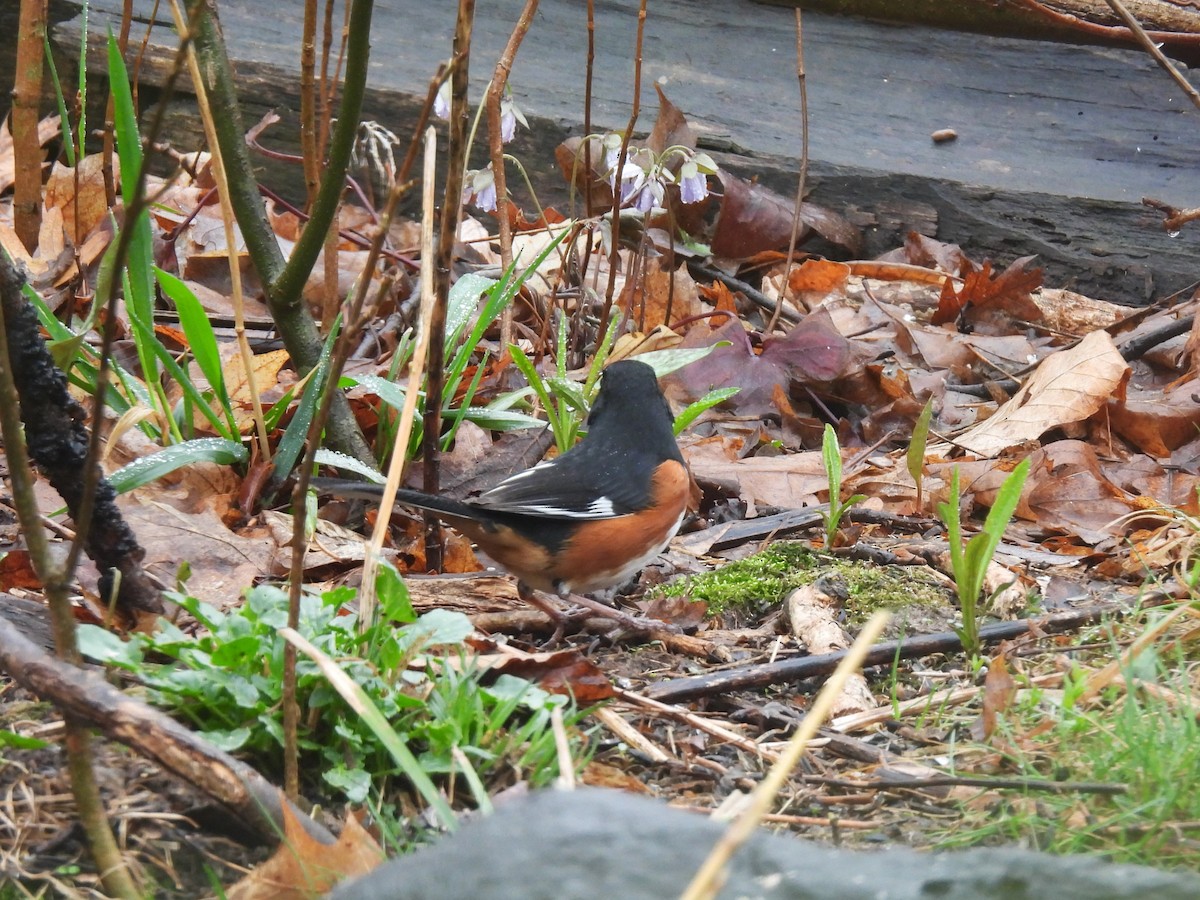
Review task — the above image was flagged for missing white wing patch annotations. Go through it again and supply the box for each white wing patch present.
[513,496,617,518]
[497,459,558,482]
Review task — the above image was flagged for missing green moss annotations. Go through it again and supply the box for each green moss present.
[661,541,950,618]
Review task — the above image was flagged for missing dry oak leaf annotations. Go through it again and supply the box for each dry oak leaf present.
[956,330,1129,458]
[933,256,1043,329]
[226,804,383,900]
[686,450,827,515]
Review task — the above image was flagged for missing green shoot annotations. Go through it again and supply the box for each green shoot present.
[936,458,1030,658]
[907,397,934,511]
[820,424,866,548]
[76,570,584,834]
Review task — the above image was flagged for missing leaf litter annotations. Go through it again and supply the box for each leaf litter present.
[2,81,1200,896]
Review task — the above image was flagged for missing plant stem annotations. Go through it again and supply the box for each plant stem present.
[0,256,138,898]
[486,0,539,351]
[424,0,475,572]
[598,0,648,341]
[12,0,47,251]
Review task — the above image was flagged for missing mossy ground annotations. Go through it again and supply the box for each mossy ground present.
[659,541,952,625]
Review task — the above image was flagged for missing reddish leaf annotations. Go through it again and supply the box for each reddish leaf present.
[710,172,862,259]
[933,257,1044,328]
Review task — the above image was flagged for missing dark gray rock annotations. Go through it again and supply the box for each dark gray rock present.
[326,787,1200,900]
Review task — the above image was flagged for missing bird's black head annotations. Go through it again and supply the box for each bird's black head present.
[585,359,682,461]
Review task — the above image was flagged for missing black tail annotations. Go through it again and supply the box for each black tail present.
[310,477,482,522]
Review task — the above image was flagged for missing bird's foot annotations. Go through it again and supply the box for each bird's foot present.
[560,592,681,637]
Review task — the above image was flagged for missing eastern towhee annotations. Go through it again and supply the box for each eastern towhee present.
[313,359,691,632]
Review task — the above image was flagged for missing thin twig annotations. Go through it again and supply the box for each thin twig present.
[767,8,808,333]
[583,0,596,221]
[615,689,781,763]
[807,773,1126,796]
[1102,0,1200,110]
[424,0,475,573]
[598,0,647,341]
[360,129,441,632]
[486,0,539,351]
[170,0,269,464]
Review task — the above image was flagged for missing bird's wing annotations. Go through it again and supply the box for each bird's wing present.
[473,448,649,519]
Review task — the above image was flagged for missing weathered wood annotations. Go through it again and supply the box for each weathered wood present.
[19,0,1200,305]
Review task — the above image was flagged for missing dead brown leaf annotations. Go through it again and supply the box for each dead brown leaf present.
[226,804,383,900]
[618,256,702,331]
[933,257,1043,329]
[43,154,114,244]
[0,114,61,195]
[711,173,861,259]
[956,330,1129,458]
[1107,379,1200,457]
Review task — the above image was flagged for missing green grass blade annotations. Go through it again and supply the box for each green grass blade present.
[43,33,75,165]
[155,267,236,430]
[273,321,339,478]
[312,449,386,483]
[108,438,248,493]
[673,387,739,435]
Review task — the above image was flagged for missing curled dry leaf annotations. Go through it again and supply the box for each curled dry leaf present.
[43,153,114,244]
[933,256,1043,331]
[956,330,1129,458]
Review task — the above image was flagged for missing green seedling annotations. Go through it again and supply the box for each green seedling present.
[936,458,1030,658]
[906,397,934,511]
[820,424,866,548]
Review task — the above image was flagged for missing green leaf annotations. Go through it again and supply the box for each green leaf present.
[155,267,235,428]
[457,407,544,431]
[398,609,474,653]
[0,729,50,751]
[822,424,843,496]
[203,727,253,752]
[324,765,371,804]
[77,624,144,668]
[624,342,730,378]
[344,373,409,411]
[674,387,739,435]
[107,32,158,388]
[445,273,497,349]
[376,560,415,624]
[907,398,934,487]
[313,448,386,483]
[107,439,248,494]
[106,31,141,199]
[43,33,75,165]
[274,318,340,478]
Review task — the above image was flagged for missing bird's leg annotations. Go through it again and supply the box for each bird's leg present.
[517,581,570,645]
[552,581,681,636]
